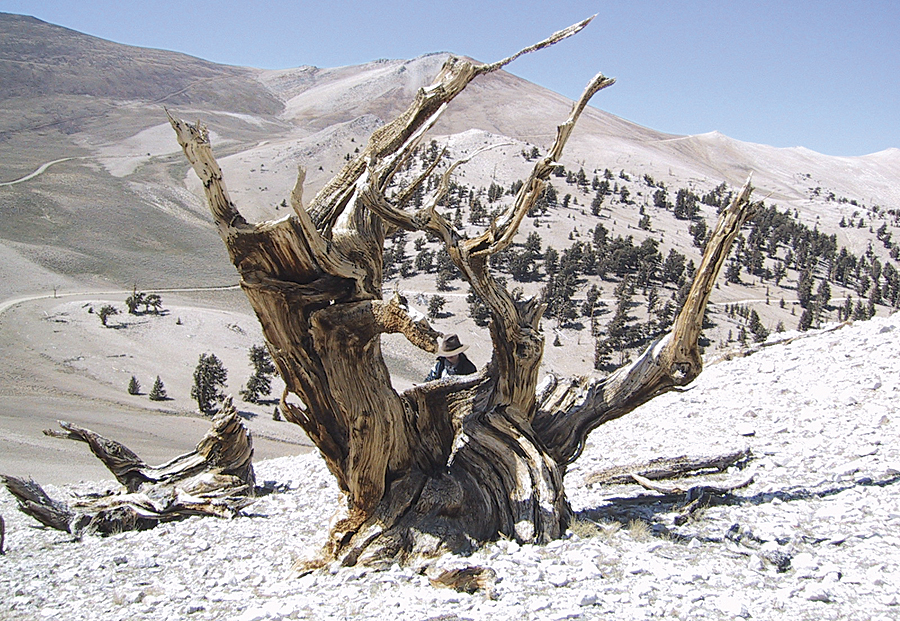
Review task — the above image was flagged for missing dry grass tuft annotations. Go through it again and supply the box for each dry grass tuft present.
[569,517,604,539]
[628,519,651,542]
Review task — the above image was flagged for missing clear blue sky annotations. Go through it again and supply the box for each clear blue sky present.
[2,0,897,156]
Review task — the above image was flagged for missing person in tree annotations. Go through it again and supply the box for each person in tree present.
[425,334,477,381]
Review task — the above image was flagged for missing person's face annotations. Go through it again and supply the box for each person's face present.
[446,354,460,366]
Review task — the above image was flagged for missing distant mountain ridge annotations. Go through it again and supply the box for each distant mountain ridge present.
[0,12,897,299]
[0,12,281,111]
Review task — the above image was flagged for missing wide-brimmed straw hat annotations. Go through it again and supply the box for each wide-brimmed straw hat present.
[436,334,468,357]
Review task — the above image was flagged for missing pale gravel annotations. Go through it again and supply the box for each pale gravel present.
[2,314,899,621]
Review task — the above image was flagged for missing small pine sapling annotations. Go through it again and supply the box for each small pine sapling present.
[149,376,168,401]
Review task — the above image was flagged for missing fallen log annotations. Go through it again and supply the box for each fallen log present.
[630,466,757,526]
[2,397,256,535]
[584,448,752,486]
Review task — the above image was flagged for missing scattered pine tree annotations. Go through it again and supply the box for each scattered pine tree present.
[192,353,228,415]
[427,295,447,319]
[240,344,275,404]
[149,376,168,401]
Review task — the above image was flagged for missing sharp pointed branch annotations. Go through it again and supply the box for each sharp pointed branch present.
[548,71,616,162]
[376,104,449,193]
[465,71,614,258]
[661,175,756,372]
[430,142,512,214]
[389,146,447,209]
[167,111,250,239]
[307,16,595,231]
[477,15,596,74]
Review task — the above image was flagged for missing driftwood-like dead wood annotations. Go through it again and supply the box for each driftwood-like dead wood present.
[428,566,497,595]
[631,470,756,497]
[1,476,75,532]
[630,466,756,526]
[169,15,757,568]
[2,398,256,534]
[585,448,752,486]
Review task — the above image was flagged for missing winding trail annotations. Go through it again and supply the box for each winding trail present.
[0,284,240,318]
[0,157,85,186]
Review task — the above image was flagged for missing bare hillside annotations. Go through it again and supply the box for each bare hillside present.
[1,12,896,298]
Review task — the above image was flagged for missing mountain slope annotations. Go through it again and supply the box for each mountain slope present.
[0,13,281,116]
[0,11,897,342]
[1,314,898,619]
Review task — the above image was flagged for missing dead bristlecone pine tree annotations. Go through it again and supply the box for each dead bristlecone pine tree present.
[169,16,758,570]
[2,400,256,534]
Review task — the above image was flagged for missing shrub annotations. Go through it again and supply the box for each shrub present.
[98,305,119,327]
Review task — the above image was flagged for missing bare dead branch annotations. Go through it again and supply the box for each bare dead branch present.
[477,15,596,74]
[465,71,615,258]
[665,176,756,367]
[1,476,75,532]
[166,111,250,239]
[376,104,449,195]
[585,448,753,486]
[630,471,755,496]
[534,177,757,465]
[308,16,597,232]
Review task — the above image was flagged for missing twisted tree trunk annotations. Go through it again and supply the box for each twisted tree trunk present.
[169,16,756,568]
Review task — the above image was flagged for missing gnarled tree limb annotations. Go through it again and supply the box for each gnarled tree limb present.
[532,178,757,466]
[585,448,753,486]
[308,16,595,235]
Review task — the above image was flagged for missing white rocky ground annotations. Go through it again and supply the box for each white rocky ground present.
[2,313,899,621]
